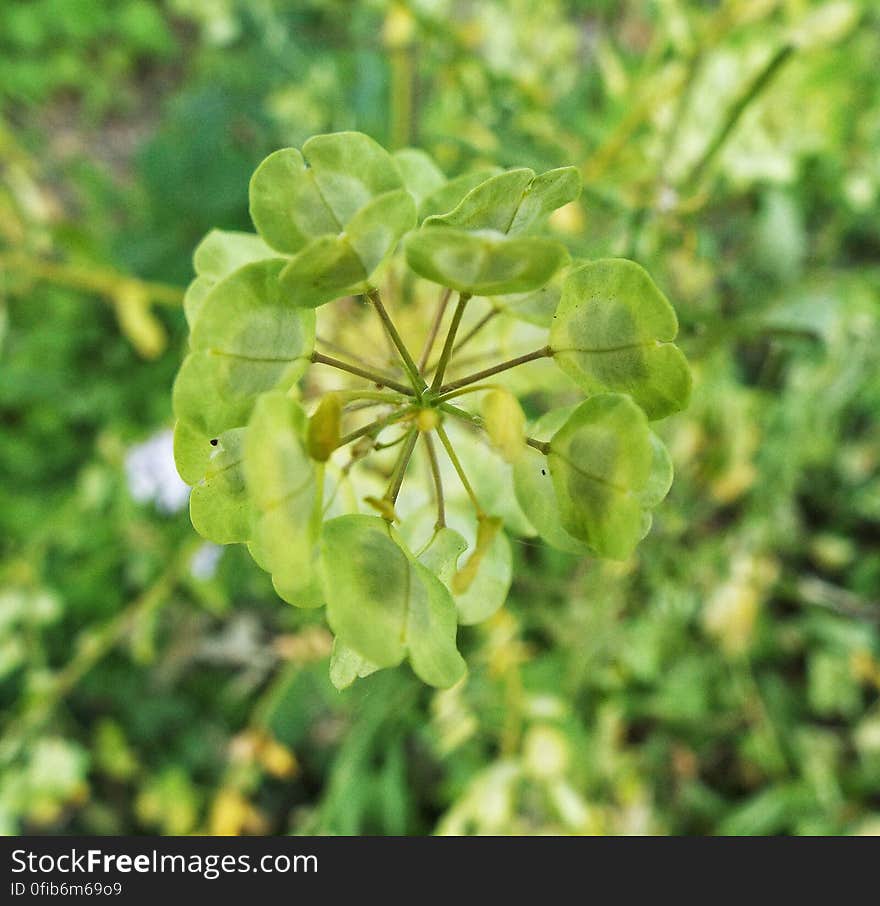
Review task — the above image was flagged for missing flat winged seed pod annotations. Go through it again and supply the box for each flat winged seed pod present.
[405,165,579,296]
[550,258,692,419]
[171,132,692,688]
[248,132,416,308]
[545,394,674,559]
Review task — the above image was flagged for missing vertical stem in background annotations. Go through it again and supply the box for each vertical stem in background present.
[366,289,426,392]
[418,287,452,373]
[389,45,414,150]
[385,5,415,149]
[422,431,445,529]
[686,43,795,188]
[431,292,471,391]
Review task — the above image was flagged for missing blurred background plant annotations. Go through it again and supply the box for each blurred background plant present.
[1,0,879,835]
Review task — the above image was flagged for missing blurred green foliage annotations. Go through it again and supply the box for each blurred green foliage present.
[1,0,879,835]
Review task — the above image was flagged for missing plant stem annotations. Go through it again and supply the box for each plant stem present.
[440,403,549,453]
[422,432,446,529]
[316,334,387,372]
[336,407,414,449]
[418,287,452,372]
[0,250,184,306]
[687,43,795,187]
[367,289,426,392]
[452,307,499,356]
[333,389,408,405]
[436,346,551,396]
[310,350,415,396]
[436,383,497,402]
[430,292,471,390]
[386,428,419,506]
[435,423,483,516]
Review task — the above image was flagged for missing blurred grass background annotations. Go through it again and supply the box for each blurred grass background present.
[1,0,879,835]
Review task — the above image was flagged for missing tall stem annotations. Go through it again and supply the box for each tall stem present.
[418,287,452,372]
[422,432,446,529]
[687,43,794,187]
[311,350,415,396]
[367,289,426,392]
[430,292,471,391]
[436,346,551,396]
[435,423,483,516]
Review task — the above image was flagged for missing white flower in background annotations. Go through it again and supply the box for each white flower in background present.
[190,542,223,580]
[125,430,189,514]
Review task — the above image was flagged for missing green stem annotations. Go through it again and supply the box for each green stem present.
[386,428,419,506]
[367,289,426,392]
[440,403,549,454]
[422,431,446,529]
[435,423,483,516]
[333,389,408,405]
[687,43,795,187]
[430,292,471,391]
[436,383,497,402]
[451,306,498,357]
[418,287,452,372]
[336,407,414,449]
[0,250,184,306]
[316,334,388,372]
[436,345,551,396]
[310,350,415,396]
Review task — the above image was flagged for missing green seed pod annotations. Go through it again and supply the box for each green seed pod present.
[307,394,342,461]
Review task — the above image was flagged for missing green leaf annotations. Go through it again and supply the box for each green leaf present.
[512,406,590,555]
[184,229,277,327]
[172,352,252,440]
[424,166,580,236]
[193,229,276,281]
[393,148,445,207]
[550,258,691,420]
[302,131,404,225]
[248,147,340,254]
[189,427,251,544]
[278,189,415,308]
[449,424,533,536]
[174,259,316,436]
[400,506,512,625]
[639,432,674,509]
[548,394,654,559]
[405,227,568,295]
[182,277,213,328]
[321,515,465,687]
[416,527,468,586]
[329,639,380,690]
[508,167,582,235]
[248,133,408,287]
[491,280,561,328]
[418,168,500,221]
[173,418,213,486]
[244,392,323,608]
[425,169,535,232]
